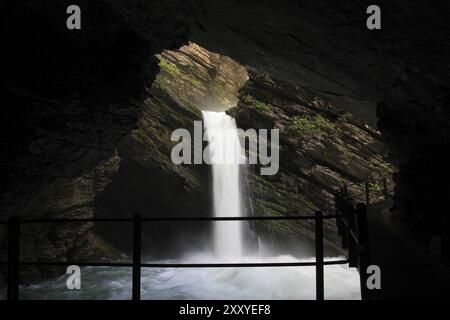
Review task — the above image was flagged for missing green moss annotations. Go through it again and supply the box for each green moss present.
[131,128,155,147]
[287,116,317,136]
[241,94,269,110]
[256,199,287,214]
[357,181,383,193]
[184,75,203,88]
[158,57,180,76]
[287,115,340,137]
[370,162,395,176]
[225,107,240,118]
[367,182,381,192]
[158,56,204,90]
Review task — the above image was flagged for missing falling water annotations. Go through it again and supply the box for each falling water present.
[202,111,246,259]
[16,111,362,300]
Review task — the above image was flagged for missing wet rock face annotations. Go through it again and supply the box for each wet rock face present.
[187,0,450,255]
[230,72,393,248]
[0,155,122,282]
[93,44,247,254]
[1,0,191,196]
[378,82,450,253]
[156,43,248,110]
[99,43,393,251]
[0,0,191,281]
[1,0,449,279]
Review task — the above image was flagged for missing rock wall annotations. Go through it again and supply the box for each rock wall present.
[156,43,248,110]
[229,72,393,248]
[94,43,393,253]
[1,0,449,282]
[186,0,450,259]
[0,0,192,281]
[0,155,122,282]
[93,43,247,255]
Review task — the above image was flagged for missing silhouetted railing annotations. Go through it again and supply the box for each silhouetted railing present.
[0,197,369,300]
[342,177,393,206]
[335,188,371,299]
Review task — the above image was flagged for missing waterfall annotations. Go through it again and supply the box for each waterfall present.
[20,111,362,300]
[202,111,245,259]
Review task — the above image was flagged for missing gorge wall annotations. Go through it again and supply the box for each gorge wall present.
[94,43,247,255]
[1,0,449,284]
[231,72,393,248]
[0,0,191,281]
[94,43,392,254]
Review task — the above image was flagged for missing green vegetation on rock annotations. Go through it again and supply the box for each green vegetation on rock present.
[158,57,203,89]
[225,106,240,118]
[241,94,269,110]
[158,57,180,76]
[287,115,340,137]
[369,162,395,176]
[363,181,382,193]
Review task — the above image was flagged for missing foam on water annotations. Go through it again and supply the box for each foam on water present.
[10,110,361,300]
[18,253,360,300]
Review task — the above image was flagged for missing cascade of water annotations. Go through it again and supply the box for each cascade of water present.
[202,111,246,259]
[19,111,362,300]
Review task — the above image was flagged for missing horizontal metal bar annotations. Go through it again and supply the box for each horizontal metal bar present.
[18,218,133,224]
[16,259,351,268]
[19,261,132,267]
[0,214,350,224]
[141,262,319,267]
[323,259,349,265]
[145,216,317,221]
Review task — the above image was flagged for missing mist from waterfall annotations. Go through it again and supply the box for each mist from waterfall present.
[17,111,362,300]
[202,111,245,259]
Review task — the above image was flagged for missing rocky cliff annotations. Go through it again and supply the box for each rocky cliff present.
[0,0,191,281]
[93,43,393,253]
[1,0,449,284]
[229,72,393,248]
[93,43,248,255]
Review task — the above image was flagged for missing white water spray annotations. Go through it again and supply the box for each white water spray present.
[202,111,245,258]
[18,111,362,300]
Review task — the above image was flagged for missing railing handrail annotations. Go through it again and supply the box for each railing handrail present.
[0,259,352,267]
[0,213,352,225]
[341,177,393,207]
[342,177,389,188]
[2,198,369,301]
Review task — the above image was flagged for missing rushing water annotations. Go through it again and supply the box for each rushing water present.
[17,253,360,300]
[12,110,361,300]
[202,111,245,258]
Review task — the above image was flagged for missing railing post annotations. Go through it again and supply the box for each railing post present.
[315,211,324,300]
[347,203,358,267]
[335,189,343,237]
[341,195,350,249]
[355,203,371,300]
[132,213,142,301]
[364,182,370,206]
[7,216,20,301]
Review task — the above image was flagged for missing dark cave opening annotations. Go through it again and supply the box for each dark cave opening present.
[1,0,449,300]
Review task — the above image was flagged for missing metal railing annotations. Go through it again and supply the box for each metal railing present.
[342,177,393,206]
[0,195,369,300]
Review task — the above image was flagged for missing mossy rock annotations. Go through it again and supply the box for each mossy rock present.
[287,115,340,137]
[241,94,270,110]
